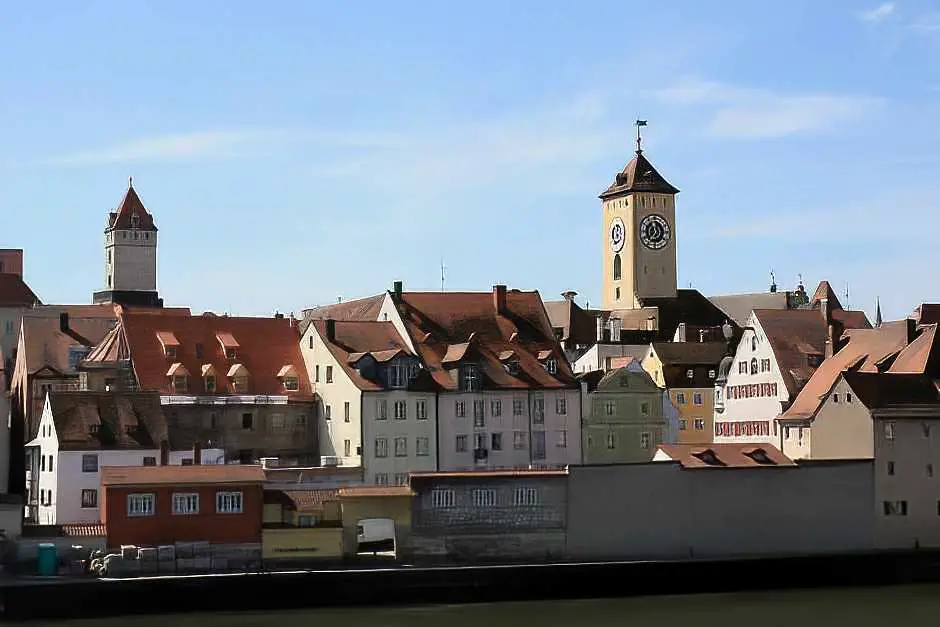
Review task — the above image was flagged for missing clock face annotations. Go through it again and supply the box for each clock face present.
[639,214,671,250]
[609,217,625,253]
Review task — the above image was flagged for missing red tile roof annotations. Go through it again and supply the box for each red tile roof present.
[101,464,265,486]
[392,288,577,391]
[0,273,40,306]
[888,324,939,374]
[656,443,795,468]
[265,488,339,512]
[45,391,168,451]
[599,150,680,198]
[338,485,413,498]
[20,307,119,376]
[301,294,387,332]
[778,321,912,422]
[85,310,313,398]
[314,320,427,391]
[107,182,157,231]
[755,307,872,396]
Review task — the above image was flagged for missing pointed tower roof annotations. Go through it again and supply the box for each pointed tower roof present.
[875,298,883,327]
[107,177,158,232]
[599,151,679,199]
[809,280,843,311]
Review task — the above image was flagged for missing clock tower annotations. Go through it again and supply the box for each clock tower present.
[600,123,679,310]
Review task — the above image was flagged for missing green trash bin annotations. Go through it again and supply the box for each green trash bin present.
[37,543,57,576]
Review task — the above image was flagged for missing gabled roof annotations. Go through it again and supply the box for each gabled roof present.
[20,307,119,375]
[85,310,313,397]
[841,372,940,409]
[778,321,913,422]
[264,488,339,513]
[594,367,659,393]
[599,151,679,198]
[708,291,792,327]
[300,294,387,333]
[809,280,842,310]
[0,273,41,307]
[313,320,431,392]
[391,288,577,391]
[755,307,872,397]
[888,324,939,375]
[655,443,795,468]
[45,391,168,452]
[650,342,728,366]
[107,182,157,231]
[101,464,265,487]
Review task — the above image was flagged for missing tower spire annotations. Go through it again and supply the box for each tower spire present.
[875,297,883,327]
[635,119,648,154]
[128,175,133,188]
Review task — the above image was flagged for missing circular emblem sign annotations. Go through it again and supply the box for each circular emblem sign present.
[609,217,626,253]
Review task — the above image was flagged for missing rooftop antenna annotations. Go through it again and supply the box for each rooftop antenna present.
[844,282,850,310]
[440,257,446,292]
[770,270,777,293]
[635,119,648,154]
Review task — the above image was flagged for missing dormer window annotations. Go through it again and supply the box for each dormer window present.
[216,332,240,361]
[166,363,190,393]
[201,364,218,394]
[90,424,100,435]
[461,364,481,392]
[228,363,249,394]
[692,449,725,466]
[506,360,521,376]
[744,448,776,465]
[130,213,140,228]
[156,331,181,359]
[277,365,300,391]
[545,358,558,375]
[686,369,694,379]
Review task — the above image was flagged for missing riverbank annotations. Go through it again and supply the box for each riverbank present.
[3,549,940,621]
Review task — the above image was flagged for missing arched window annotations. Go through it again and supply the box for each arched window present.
[613,254,622,280]
[751,336,758,351]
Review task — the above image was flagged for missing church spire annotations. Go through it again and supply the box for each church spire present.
[875,297,883,327]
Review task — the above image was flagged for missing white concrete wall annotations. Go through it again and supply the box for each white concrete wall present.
[567,460,874,560]
[300,323,363,467]
[106,228,157,292]
[714,313,786,445]
[362,390,437,485]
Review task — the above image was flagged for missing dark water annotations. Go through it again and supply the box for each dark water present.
[29,585,940,626]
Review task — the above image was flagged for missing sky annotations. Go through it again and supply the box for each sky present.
[1,1,939,321]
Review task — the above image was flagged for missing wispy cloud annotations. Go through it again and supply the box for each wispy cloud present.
[650,77,884,139]
[858,3,896,23]
[44,128,403,166]
[909,12,940,34]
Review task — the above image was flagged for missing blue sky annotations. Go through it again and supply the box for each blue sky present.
[1,1,939,321]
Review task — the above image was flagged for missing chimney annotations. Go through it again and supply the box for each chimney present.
[159,440,170,466]
[193,441,202,465]
[561,290,578,302]
[820,297,831,325]
[596,316,605,342]
[908,318,918,343]
[59,312,92,347]
[393,280,403,296]
[324,318,336,342]
[493,284,507,315]
[274,311,284,319]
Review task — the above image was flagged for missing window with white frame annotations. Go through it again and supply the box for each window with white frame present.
[513,430,527,450]
[456,435,468,452]
[461,364,481,391]
[394,401,407,420]
[416,399,428,420]
[640,402,650,416]
[455,401,466,417]
[394,473,409,486]
[375,473,389,485]
[377,399,388,420]
[491,400,502,417]
[472,488,497,507]
[474,401,485,428]
[555,430,567,448]
[127,493,155,517]
[693,393,703,406]
[676,392,686,405]
[513,399,525,416]
[80,489,97,508]
[173,492,199,515]
[545,358,557,374]
[416,437,430,456]
[640,432,651,449]
[394,436,407,457]
[607,432,616,449]
[532,396,545,424]
[431,488,455,508]
[883,500,908,516]
[375,438,388,458]
[694,418,705,431]
[556,397,567,415]
[216,491,244,514]
[604,400,616,416]
[513,487,539,506]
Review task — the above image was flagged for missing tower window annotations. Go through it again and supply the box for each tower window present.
[615,287,621,300]
[613,254,622,281]
[130,213,140,228]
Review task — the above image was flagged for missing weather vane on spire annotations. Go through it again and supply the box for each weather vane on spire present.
[128,175,133,188]
[635,119,648,154]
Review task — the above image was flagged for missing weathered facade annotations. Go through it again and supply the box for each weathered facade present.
[581,363,665,463]
[80,309,318,465]
[566,459,874,560]
[407,470,567,562]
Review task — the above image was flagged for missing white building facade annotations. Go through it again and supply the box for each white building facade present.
[713,312,786,446]
[30,396,222,524]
